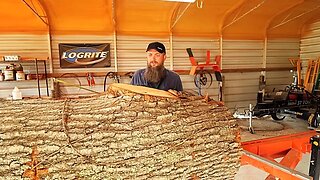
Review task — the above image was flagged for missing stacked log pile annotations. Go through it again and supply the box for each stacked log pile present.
[0,84,241,179]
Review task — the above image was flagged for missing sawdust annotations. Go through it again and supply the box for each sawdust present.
[238,116,310,142]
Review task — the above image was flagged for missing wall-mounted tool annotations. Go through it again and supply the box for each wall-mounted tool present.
[103,72,120,92]
[86,72,96,87]
[186,48,222,100]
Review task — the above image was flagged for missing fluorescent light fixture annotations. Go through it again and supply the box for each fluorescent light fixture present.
[164,0,196,2]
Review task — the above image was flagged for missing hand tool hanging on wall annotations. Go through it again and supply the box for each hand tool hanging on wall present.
[103,72,120,92]
[86,72,96,87]
[57,73,82,97]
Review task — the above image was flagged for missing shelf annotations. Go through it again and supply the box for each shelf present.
[0,58,49,97]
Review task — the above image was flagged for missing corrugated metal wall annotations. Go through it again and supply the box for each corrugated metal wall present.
[0,34,49,98]
[222,40,263,110]
[266,39,300,91]
[222,39,299,110]
[50,35,115,96]
[301,20,320,78]
[1,34,299,111]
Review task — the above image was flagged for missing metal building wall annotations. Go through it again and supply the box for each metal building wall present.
[266,39,300,91]
[222,40,263,110]
[50,35,220,98]
[301,20,320,77]
[0,34,298,110]
[0,34,49,98]
[116,36,170,72]
[222,39,300,110]
[50,35,115,96]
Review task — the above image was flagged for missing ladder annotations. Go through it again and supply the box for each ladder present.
[304,59,320,92]
[313,71,320,96]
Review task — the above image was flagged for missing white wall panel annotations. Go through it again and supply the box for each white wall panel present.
[266,39,299,67]
[222,40,263,110]
[222,40,264,70]
[266,39,300,91]
[301,20,320,81]
[116,36,170,72]
[223,72,260,110]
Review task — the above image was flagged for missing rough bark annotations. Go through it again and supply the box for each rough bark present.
[0,84,241,180]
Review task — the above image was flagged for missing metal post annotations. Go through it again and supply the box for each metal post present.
[43,60,49,96]
[309,134,320,179]
[248,104,254,134]
[35,59,41,98]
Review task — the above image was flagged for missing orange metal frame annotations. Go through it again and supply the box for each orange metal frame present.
[189,50,221,75]
[241,131,318,180]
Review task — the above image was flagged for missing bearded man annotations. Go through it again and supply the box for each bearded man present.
[131,42,183,91]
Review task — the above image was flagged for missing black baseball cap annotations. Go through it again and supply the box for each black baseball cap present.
[146,42,166,54]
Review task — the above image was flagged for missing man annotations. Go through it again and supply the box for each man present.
[131,42,183,91]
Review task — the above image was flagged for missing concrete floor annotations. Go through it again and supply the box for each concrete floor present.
[235,116,312,180]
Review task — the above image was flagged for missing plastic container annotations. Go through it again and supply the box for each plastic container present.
[16,71,25,80]
[4,69,14,80]
[12,86,22,100]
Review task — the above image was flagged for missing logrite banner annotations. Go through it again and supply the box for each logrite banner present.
[59,43,111,68]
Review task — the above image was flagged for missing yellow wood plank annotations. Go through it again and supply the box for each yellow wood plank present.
[108,83,178,99]
[189,66,197,75]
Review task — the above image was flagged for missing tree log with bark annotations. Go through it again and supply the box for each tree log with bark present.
[0,83,241,179]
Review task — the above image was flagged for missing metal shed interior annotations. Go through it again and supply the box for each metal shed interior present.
[1,0,320,110]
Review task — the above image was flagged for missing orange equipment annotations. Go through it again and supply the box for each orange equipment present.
[304,59,320,92]
[186,48,221,75]
[241,131,317,180]
[186,48,223,100]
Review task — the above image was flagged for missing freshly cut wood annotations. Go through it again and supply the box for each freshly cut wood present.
[108,83,178,98]
[0,84,241,179]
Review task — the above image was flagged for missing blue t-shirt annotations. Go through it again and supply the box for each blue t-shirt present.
[131,68,183,91]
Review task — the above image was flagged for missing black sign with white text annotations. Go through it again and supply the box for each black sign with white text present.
[59,43,111,68]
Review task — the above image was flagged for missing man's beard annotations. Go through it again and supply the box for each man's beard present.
[144,64,165,83]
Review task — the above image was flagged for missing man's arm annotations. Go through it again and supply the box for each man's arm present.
[176,76,183,91]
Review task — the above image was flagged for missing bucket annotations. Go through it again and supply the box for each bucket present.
[16,71,25,81]
[4,70,14,81]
